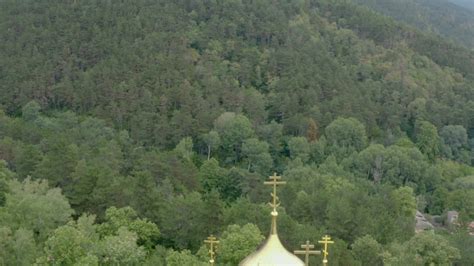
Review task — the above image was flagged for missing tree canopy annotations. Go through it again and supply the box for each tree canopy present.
[0,0,473,264]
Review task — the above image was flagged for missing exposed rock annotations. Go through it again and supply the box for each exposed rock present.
[446,210,459,226]
[415,210,434,233]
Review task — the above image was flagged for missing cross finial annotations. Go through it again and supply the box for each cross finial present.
[318,235,334,265]
[294,240,321,266]
[263,172,286,212]
[204,235,219,266]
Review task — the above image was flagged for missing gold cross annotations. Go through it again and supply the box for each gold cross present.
[263,173,286,210]
[318,235,334,265]
[204,235,219,266]
[294,240,321,266]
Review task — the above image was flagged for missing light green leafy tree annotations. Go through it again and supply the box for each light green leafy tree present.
[415,120,440,161]
[391,186,416,217]
[0,227,37,266]
[0,178,73,241]
[352,235,384,266]
[202,130,221,160]
[439,125,468,161]
[174,137,194,161]
[385,232,460,265]
[21,100,41,122]
[325,117,367,160]
[98,206,160,250]
[0,160,14,206]
[214,112,254,163]
[166,249,207,266]
[242,138,272,174]
[98,227,146,265]
[198,158,228,195]
[287,137,310,162]
[344,144,386,183]
[38,215,98,265]
[39,207,156,265]
[215,223,264,265]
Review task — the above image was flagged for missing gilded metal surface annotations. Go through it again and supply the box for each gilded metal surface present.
[318,235,334,265]
[294,240,321,266]
[239,173,304,266]
[204,235,219,266]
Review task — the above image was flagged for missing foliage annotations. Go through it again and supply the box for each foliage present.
[385,232,461,265]
[0,0,472,264]
[0,178,73,241]
[216,224,264,265]
[352,235,384,266]
[166,249,207,266]
[0,227,37,266]
[415,120,441,161]
[325,118,368,161]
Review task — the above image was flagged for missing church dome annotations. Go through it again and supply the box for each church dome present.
[240,173,304,266]
[239,210,304,266]
[239,231,304,266]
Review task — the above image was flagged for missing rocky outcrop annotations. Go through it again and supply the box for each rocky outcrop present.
[415,211,434,233]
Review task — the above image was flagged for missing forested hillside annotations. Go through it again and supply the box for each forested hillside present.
[1,0,473,265]
[450,0,474,10]
[351,0,474,49]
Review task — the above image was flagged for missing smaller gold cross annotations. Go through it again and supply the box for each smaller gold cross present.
[318,235,334,265]
[263,173,286,210]
[294,240,321,266]
[204,235,219,266]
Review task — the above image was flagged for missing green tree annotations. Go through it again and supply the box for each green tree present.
[39,215,98,265]
[352,235,384,266]
[0,178,73,241]
[214,224,264,265]
[166,249,207,266]
[214,112,254,163]
[40,207,155,265]
[448,230,474,266]
[415,120,440,161]
[174,137,194,161]
[98,227,146,265]
[439,125,468,161]
[391,187,416,217]
[345,144,386,183]
[33,138,79,187]
[198,158,228,195]
[98,206,160,250]
[257,121,284,156]
[0,227,37,266]
[405,232,460,265]
[0,160,14,207]
[242,138,272,173]
[306,118,319,142]
[160,192,209,251]
[202,130,221,160]
[325,117,367,160]
[287,137,310,162]
[13,144,42,179]
[21,100,41,122]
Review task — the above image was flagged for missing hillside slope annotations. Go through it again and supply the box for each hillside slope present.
[351,0,474,49]
[450,0,474,10]
[0,0,473,265]
[1,0,473,146]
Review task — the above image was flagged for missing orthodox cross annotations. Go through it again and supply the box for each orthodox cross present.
[318,235,334,265]
[204,235,219,266]
[263,173,286,211]
[294,240,321,266]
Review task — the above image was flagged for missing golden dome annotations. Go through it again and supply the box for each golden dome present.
[240,173,304,266]
[239,210,304,266]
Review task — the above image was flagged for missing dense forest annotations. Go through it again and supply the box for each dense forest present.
[0,0,473,265]
[351,0,474,49]
[449,0,474,10]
